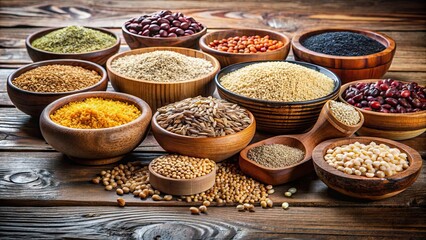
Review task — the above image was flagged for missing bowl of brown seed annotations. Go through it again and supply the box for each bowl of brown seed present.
[151,96,256,162]
[7,59,108,117]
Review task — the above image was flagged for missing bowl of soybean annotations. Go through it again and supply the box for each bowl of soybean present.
[26,25,120,65]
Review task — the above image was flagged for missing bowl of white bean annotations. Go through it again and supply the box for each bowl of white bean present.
[312,136,422,200]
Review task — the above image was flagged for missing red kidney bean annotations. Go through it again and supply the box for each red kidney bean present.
[159,29,168,37]
[398,98,411,108]
[184,29,194,35]
[385,97,398,106]
[172,20,181,27]
[412,98,422,108]
[157,18,169,24]
[160,23,170,30]
[379,83,389,91]
[353,94,363,101]
[168,33,177,37]
[369,101,381,109]
[366,96,375,101]
[164,15,174,21]
[377,96,384,104]
[346,98,355,105]
[149,24,160,32]
[142,30,150,36]
[401,90,410,98]
[141,19,152,26]
[178,17,187,22]
[175,28,185,36]
[382,104,391,109]
[181,22,190,30]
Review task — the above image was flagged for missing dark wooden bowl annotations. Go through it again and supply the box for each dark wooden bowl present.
[215,60,341,134]
[7,59,108,117]
[339,79,426,140]
[122,22,207,49]
[151,111,256,162]
[312,137,422,200]
[292,28,396,84]
[39,91,152,165]
[26,27,120,65]
[199,28,290,67]
[106,47,220,112]
[149,162,216,195]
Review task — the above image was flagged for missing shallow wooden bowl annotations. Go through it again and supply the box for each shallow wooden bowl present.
[149,162,216,195]
[7,59,108,117]
[312,137,422,200]
[199,28,290,67]
[106,47,220,111]
[151,111,256,162]
[39,91,152,165]
[122,22,207,49]
[26,27,120,65]
[215,60,341,134]
[292,28,396,84]
[339,79,426,140]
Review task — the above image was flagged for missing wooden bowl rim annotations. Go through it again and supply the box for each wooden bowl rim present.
[199,28,291,56]
[40,91,152,132]
[312,136,422,181]
[339,79,426,117]
[106,46,221,85]
[215,60,341,105]
[291,27,396,60]
[26,26,121,55]
[7,59,108,96]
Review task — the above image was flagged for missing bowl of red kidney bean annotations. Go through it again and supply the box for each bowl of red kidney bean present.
[122,10,207,49]
[339,79,426,140]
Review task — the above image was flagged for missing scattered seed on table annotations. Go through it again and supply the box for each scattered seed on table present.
[284,192,292,197]
[282,202,289,210]
[266,199,273,208]
[236,205,245,211]
[190,207,200,215]
[116,188,124,195]
[117,198,125,207]
[267,189,275,194]
[203,200,211,207]
[139,192,147,199]
[261,200,267,208]
[105,185,113,191]
[152,194,162,201]
[92,178,100,184]
[288,187,297,194]
[199,205,208,213]
[266,185,273,190]
[164,195,173,201]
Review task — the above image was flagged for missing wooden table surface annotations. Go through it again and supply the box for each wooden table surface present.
[0,1,425,239]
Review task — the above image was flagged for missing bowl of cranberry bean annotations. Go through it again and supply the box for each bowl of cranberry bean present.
[122,10,207,49]
[199,28,290,67]
[339,79,426,140]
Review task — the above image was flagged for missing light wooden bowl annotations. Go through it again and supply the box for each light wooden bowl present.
[106,47,220,111]
[7,59,108,117]
[339,79,426,140]
[151,110,256,162]
[292,28,396,84]
[199,28,290,67]
[149,161,216,195]
[26,27,120,65]
[122,22,207,49]
[215,60,341,134]
[39,91,152,165]
[312,137,422,200]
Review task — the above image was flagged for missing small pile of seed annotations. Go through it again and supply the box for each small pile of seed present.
[329,100,361,126]
[156,96,251,137]
[111,51,214,82]
[220,62,335,102]
[150,155,216,179]
[248,144,305,168]
[12,65,101,93]
[189,201,210,215]
[236,203,255,212]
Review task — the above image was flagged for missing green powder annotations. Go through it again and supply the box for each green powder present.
[31,26,116,54]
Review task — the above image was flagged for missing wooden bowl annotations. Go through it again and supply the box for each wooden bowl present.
[39,91,152,165]
[106,47,220,111]
[149,161,216,195]
[122,22,207,49]
[215,60,341,134]
[151,111,256,162]
[199,28,290,67]
[292,28,396,84]
[7,59,108,117]
[312,137,422,200]
[339,79,426,140]
[26,27,120,65]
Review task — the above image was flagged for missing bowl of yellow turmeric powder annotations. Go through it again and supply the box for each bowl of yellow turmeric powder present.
[40,91,152,165]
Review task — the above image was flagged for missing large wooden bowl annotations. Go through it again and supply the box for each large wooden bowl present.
[199,28,290,67]
[151,111,256,162]
[7,59,108,117]
[39,91,152,165]
[292,28,396,84]
[26,27,120,65]
[122,23,207,49]
[312,137,422,200]
[215,60,341,134]
[339,79,426,140]
[106,47,220,111]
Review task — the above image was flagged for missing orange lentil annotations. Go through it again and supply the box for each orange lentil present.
[208,35,284,53]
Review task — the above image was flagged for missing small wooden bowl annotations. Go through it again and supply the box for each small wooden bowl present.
[312,137,422,200]
[122,22,207,49]
[339,79,426,140]
[199,28,290,67]
[149,161,216,195]
[26,27,120,65]
[215,60,341,134]
[106,47,220,111]
[7,59,108,117]
[292,28,396,84]
[39,91,152,165]
[151,111,256,162]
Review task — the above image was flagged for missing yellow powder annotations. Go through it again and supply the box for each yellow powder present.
[50,97,141,129]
